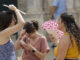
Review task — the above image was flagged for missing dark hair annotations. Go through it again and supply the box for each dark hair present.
[0,11,14,31]
[23,20,39,34]
[60,13,80,51]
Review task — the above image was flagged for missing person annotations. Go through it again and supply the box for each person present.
[0,5,25,60]
[50,0,67,48]
[50,0,67,19]
[0,0,18,39]
[49,13,80,60]
[15,20,50,60]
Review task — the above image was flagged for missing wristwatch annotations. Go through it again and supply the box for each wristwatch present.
[32,49,36,53]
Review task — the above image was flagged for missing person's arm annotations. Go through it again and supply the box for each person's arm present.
[22,37,50,60]
[33,49,48,60]
[22,44,48,60]
[14,39,21,51]
[14,29,26,51]
[56,35,70,60]
[33,36,50,59]
[0,5,25,37]
[50,0,59,19]
[50,6,57,19]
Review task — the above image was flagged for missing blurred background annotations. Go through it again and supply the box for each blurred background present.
[0,0,80,60]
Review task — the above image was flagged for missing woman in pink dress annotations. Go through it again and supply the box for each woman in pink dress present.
[15,20,50,60]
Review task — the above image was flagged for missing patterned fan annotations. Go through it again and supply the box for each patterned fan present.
[42,21,64,40]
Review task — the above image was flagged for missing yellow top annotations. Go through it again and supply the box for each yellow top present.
[54,33,79,58]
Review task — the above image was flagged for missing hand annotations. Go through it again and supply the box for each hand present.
[48,18,51,20]
[48,16,54,20]
[8,5,17,11]
[48,33,57,43]
[48,16,53,20]
[51,16,54,20]
[22,44,35,51]
[18,29,26,40]
[20,29,26,37]
[48,34,54,41]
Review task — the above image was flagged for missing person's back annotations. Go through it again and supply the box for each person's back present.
[52,0,67,18]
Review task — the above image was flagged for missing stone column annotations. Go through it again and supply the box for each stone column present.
[26,0,43,14]
[66,0,80,26]
[23,0,46,35]
[75,0,80,26]
[74,0,80,9]
[17,0,26,12]
[66,0,74,13]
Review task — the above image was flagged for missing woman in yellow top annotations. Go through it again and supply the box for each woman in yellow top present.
[49,13,80,60]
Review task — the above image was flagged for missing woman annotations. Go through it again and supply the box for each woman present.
[15,20,50,60]
[0,5,25,60]
[50,13,80,60]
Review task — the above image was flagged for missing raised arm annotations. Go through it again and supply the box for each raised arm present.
[14,29,26,51]
[0,5,25,37]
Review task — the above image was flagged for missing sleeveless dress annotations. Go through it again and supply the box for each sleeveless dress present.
[0,40,17,60]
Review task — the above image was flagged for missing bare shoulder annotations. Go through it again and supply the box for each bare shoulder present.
[59,35,71,46]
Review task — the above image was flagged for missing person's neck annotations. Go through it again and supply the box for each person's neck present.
[32,32,40,40]
[61,27,67,33]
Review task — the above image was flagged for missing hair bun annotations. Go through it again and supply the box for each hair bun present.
[31,20,39,30]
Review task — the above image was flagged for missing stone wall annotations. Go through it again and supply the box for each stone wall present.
[67,0,80,27]
[17,0,47,35]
